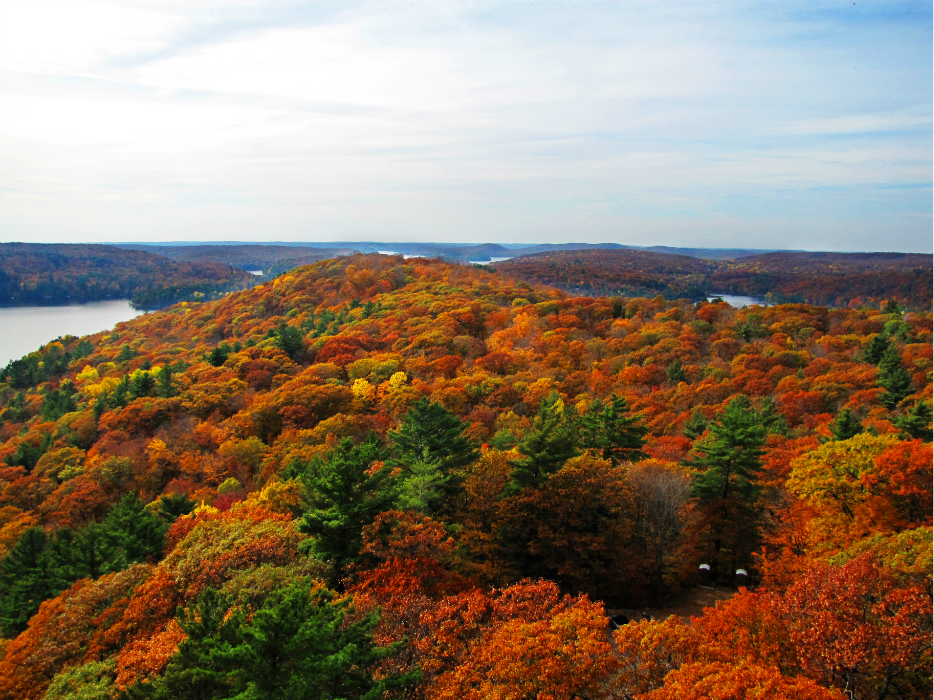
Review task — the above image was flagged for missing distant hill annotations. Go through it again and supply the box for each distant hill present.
[118,244,358,273]
[494,249,933,309]
[116,241,782,263]
[0,243,255,309]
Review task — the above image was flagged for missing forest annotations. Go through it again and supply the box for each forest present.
[495,249,933,310]
[0,253,929,699]
[0,244,256,309]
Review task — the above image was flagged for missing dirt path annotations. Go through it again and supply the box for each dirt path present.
[609,586,736,622]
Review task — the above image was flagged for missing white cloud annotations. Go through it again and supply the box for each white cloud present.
[0,0,929,251]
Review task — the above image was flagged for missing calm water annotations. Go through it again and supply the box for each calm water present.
[0,300,143,366]
[710,293,769,308]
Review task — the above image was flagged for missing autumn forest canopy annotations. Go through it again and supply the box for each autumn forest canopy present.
[0,252,930,699]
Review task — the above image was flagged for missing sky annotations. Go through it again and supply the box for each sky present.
[0,0,930,252]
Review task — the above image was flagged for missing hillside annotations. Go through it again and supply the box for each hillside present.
[495,249,933,310]
[0,244,256,309]
[0,254,929,698]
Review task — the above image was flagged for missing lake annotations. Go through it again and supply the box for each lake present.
[0,300,143,366]
[709,293,769,308]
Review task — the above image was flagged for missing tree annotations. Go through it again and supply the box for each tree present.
[51,524,120,581]
[579,394,647,466]
[158,493,196,522]
[877,345,912,409]
[757,397,789,436]
[125,581,413,700]
[862,334,889,365]
[274,323,305,359]
[157,365,175,399]
[396,450,450,515]
[683,410,707,440]
[505,392,579,495]
[691,396,766,505]
[296,438,398,586]
[389,398,478,473]
[895,401,932,442]
[103,494,167,566]
[666,359,687,384]
[0,528,61,637]
[829,408,863,441]
[208,343,231,368]
[629,461,692,606]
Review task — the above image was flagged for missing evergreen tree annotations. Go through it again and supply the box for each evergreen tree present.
[388,397,478,472]
[0,528,61,637]
[51,524,121,581]
[129,371,156,399]
[111,375,130,408]
[579,394,647,466]
[829,407,863,441]
[103,494,168,566]
[757,397,789,436]
[683,409,708,440]
[157,365,175,399]
[666,358,687,384]
[690,395,766,505]
[862,334,889,365]
[208,343,231,368]
[123,582,413,700]
[396,449,449,514]
[274,323,305,359]
[506,392,579,495]
[877,345,913,409]
[158,493,196,521]
[117,344,135,363]
[296,438,397,585]
[895,401,933,442]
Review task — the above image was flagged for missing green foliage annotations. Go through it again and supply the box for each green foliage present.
[296,438,397,584]
[41,382,78,422]
[0,391,30,423]
[389,397,478,472]
[506,392,580,495]
[395,449,450,514]
[683,409,708,440]
[157,365,175,399]
[877,345,913,409]
[102,494,168,565]
[895,402,933,442]
[862,334,889,365]
[757,397,789,436]
[124,581,412,700]
[830,408,864,441]
[690,395,766,505]
[208,343,231,368]
[274,323,305,359]
[665,358,687,384]
[129,371,156,399]
[0,528,61,637]
[579,394,647,466]
[118,344,136,363]
[158,493,196,521]
[43,659,117,700]
[7,433,53,471]
[51,524,121,581]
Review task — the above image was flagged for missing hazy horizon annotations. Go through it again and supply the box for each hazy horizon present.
[1,1,931,253]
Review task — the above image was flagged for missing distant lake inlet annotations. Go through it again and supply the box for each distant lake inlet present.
[0,300,143,366]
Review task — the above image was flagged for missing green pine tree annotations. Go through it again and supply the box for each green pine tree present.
[296,438,397,586]
[683,409,708,440]
[666,358,687,384]
[122,581,414,700]
[862,334,889,365]
[389,397,478,472]
[877,345,913,409]
[690,395,766,505]
[757,397,789,436]
[0,528,62,637]
[894,402,933,442]
[51,524,121,581]
[157,365,175,398]
[396,449,450,514]
[158,493,196,521]
[103,494,168,566]
[579,394,647,466]
[829,408,863,441]
[274,323,305,359]
[506,392,580,495]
